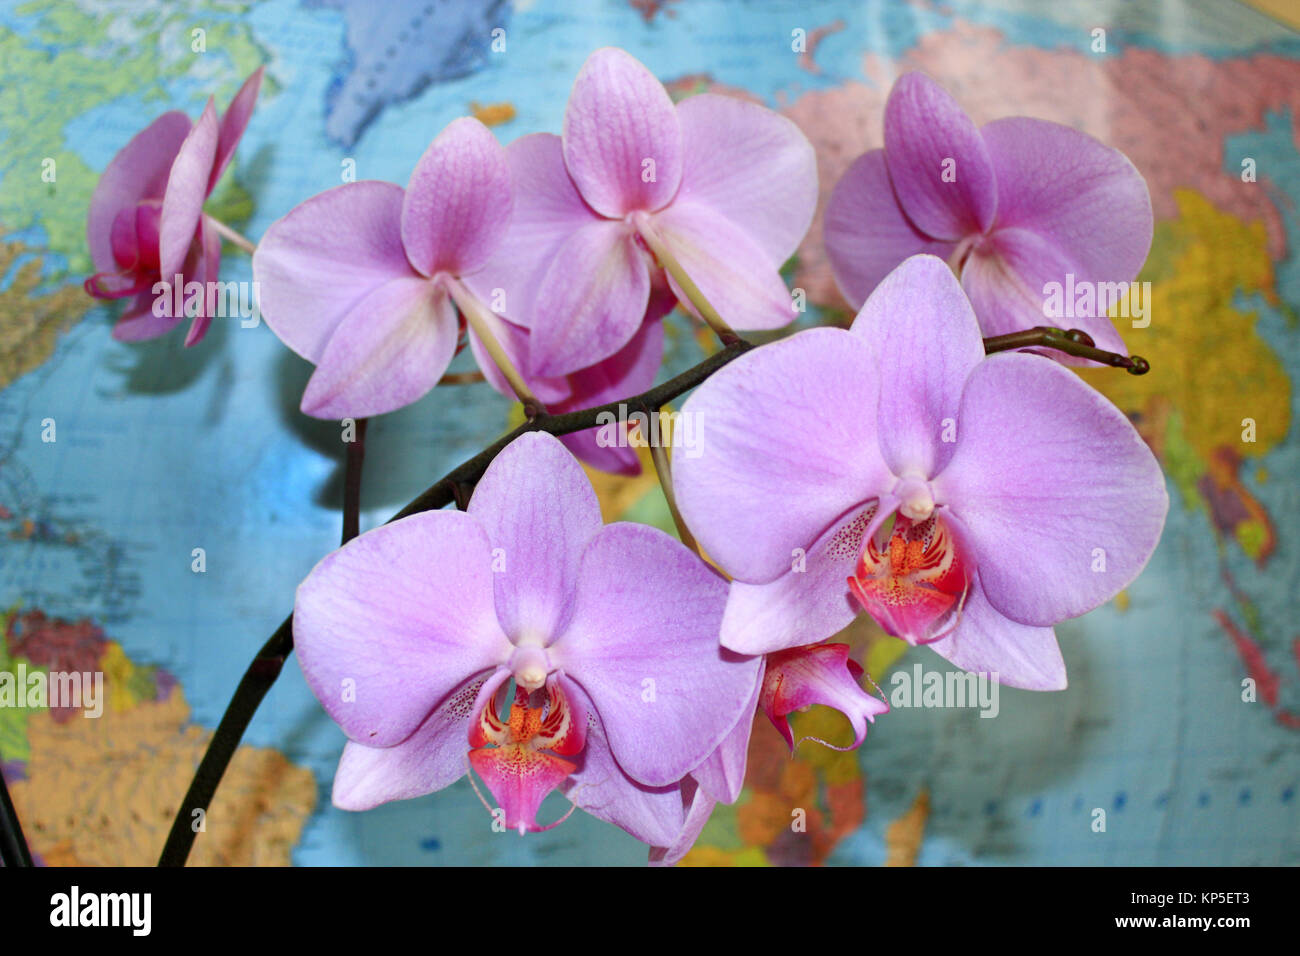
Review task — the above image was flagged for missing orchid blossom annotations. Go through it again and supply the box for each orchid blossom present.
[254,116,526,419]
[294,431,762,843]
[674,254,1168,690]
[468,48,818,378]
[824,72,1153,358]
[85,68,263,346]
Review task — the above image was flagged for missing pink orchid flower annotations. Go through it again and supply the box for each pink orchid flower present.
[470,49,818,379]
[824,72,1153,358]
[674,254,1168,690]
[253,117,516,419]
[294,431,762,843]
[651,641,888,865]
[85,68,263,346]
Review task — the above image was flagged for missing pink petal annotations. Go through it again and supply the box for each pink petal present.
[294,510,513,748]
[824,149,956,309]
[331,669,510,810]
[253,181,414,361]
[110,290,181,342]
[558,431,640,477]
[463,304,573,406]
[674,328,891,585]
[461,133,604,331]
[300,278,458,418]
[690,669,761,805]
[401,117,512,277]
[649,777,716,866]
[182,215,223,347]
[883,72,997,241]
[981,116,1152,298]
[562,47,683,217]
[551,522,762,787]
[648,200,798,331]
[469,745,576,835]
[207,66,264,194]
[849,254,985,477]
[561,679,687,847]
[87,111,191,273]
[674,92,817,264]
[932,352,1168,627]
[529,219,649,377]
[961,226,1130,357]
[466,432,604,641]
[926,574,1066,691]
[761,642,888,752]
[720,500,891,655]
[159,99,219,283]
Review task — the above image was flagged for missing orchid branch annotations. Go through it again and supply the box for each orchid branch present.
[157,325,1140,867]
[0,766,33,867]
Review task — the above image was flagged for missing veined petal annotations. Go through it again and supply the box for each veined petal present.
[401,117,512,277]
[294,510,513,748]
[463,304,573,406]
[551,522,761,787]
[253,181,414,361]
[300,278,458,418]
[690,668,761,805]
[981,116,1152,298]
[675,328,891,585]
[208,67,264,194]
[761,642,888,752]
[849,255,985,477]
[467,432,604,643]
[159,99,219,283]
[87,111,191,274]
[648,200,798,331]
[562,47,683,217]
[962,226,1130,357]
[332,668,510,810]
[720,500,891,655]
[674,93,817,263]
[825,149,958,311]
[883,72,997,241]
[926,573,1066,690]
[932,352,1168,627]
[649,777,716,866]
[529,219,649,377]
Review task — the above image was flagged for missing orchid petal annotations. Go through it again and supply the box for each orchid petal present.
[461,133,604,331]
[294,510,513,748]
[253,181,413,361]
[933,352,1168,626]
[926,574,1066,690]
[208,67,264,194]
[675,328,891,584]
[649,200,798,331]
[110,290,181,342]
[159,99,219,283]
[824,149,957,310]
[467,432,604,643]
[720,500,891,655]
[182,215,223,347]
[401,117,512,277]
[649,778,716,866]
[87,111,191,273]
[464,305,573,406]
[332,668,510,810]
[761,643,887,752]
[674,93,817,263]
[469,745,576,835]
[690,669,761,805]
[883,72,997,240]
[562,47,683,217]
[849,254,985,477]
[552,522,761,787]
[300,278,458,418]
[529,219,649,377]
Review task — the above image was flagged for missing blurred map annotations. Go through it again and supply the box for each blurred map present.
[0,0,1297,865]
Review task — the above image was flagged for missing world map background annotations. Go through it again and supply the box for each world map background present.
[1,0,1298,866]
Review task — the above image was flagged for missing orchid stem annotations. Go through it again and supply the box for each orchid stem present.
[342,417,367,544]
[0,766,33,867]
[635,218,740,348]
[448,279,546,419]
[206,216,257,255]
[983,325,1150,375]
[644,407,700,556]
